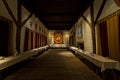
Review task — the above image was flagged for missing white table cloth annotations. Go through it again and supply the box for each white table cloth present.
[70,47,119,72]
[0,46,49,70]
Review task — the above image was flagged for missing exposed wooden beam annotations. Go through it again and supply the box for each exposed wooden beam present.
[17,0,22,25]
[48,27,70,30]
[37,13,80,16]
[94,0,107,25]
[2,0,18,26]
[16,0,23,53]
[45,21,75,24]
[47,23,71,26]
[21,13,33,27]
[90,2,96,54]
[82,15,91,28]
[90,3,94,27]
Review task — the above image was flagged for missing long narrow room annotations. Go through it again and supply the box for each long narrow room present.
[0,0,120,80]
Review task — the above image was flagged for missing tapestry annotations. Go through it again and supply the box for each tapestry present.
[54,32,63,44]
[76,21,83,41]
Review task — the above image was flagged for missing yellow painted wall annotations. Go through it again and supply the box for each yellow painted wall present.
[95,24,102,55]
[107,15,120,61]
[96,12,120,61]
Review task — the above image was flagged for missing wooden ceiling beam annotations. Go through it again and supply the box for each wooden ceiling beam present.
[19,0,93,30]
[36,12,80,16]
[48,27,71,30]
[46,23,72,26]
[45,21,75,24]
[17,0,22,25]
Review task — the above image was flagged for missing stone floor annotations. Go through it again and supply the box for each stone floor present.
[4,49,102,80]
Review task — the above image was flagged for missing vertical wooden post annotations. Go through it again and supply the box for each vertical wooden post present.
[90,3,96,54]
[90,0,107,54]
[2,0,33,53]
[16,26,22,53]
[16,0,22,53]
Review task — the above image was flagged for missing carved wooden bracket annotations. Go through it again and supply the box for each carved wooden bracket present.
[94,0,107,25]
[2,0,33,53]
[21,13,33,27]
[2,0,33,28]
[81,15,91,28]
[114,0,120,7]
[2,0,18,26]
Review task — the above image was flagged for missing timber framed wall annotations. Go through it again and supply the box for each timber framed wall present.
[0,0,48,55]
[70,0,120,59]
[0,16,13,56]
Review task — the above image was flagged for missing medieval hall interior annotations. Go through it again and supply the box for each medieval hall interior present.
[0,0,120,80]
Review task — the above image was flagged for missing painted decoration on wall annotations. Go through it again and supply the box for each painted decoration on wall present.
[76,21,83,41]
[54,32,63,44]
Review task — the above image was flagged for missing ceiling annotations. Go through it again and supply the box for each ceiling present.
[20,0,94,30]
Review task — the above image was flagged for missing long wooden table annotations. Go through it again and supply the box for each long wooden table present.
[70,47,119,72]
[0,46,48,70]
[70,47,120,80]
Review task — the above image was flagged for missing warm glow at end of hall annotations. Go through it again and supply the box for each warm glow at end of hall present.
[65,34,69,38]
[51,34,54,38]
[58,51,73,57]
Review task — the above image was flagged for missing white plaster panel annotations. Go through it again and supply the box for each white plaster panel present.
[7,0,17,20]
[99,0,120,20]
[94,0,103,21]
[83,8,93,53]
[0,0,11,20]
[22,6,30,22]
[83,20,93,53]
[84,7,91,23]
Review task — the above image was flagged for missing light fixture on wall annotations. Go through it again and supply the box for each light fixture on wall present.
[51,33,54,38]
[65,34,69,38]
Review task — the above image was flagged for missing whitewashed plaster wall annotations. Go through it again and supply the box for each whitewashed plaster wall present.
[21,6,48,52]
[99,0,120,20]
[94,0,120,20]
[0,0,48,53]
[72,0,120,53]
[0,0,12,20]
[0,0,17,54]
[82,7,93,53]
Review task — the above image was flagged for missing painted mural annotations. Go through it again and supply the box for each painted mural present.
[54,32,63,44]
[76,21,83,41]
